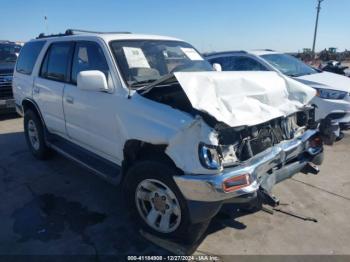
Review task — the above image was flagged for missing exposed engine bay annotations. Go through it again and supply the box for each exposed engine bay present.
[214,108,315,165]
[139,71,332,168]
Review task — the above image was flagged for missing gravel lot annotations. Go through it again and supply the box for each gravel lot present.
[0,114,350,258]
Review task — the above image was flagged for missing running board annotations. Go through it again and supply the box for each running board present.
[47,134,122,185]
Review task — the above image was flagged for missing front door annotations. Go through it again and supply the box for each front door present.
[63,41,121,163]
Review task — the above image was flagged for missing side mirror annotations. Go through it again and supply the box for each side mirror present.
[77,70,108,91]
[213,63,222,72]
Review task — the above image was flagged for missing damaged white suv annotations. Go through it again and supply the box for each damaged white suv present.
[13,30,324,242]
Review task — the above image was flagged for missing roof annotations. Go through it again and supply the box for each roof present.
[98,33,182,42]
[203,50,247,57]
[248,49,282,56]
[203,49,285,58]
[33,29,182,43]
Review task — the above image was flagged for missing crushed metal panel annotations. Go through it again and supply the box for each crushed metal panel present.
[173,71,316,127]
[165,116,220,175]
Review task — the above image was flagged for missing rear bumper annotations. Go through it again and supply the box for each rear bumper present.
[174,129,322,203]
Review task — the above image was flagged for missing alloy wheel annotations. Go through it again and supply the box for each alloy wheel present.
[135,178,181,233]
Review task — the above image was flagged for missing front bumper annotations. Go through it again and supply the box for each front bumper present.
[313,96,350,125]
[0,98,16,113]
[174,129,322,203]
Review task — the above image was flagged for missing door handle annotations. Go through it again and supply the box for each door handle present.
[66,96,74,104]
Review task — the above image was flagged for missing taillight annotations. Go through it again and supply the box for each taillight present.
[222,174,251,192]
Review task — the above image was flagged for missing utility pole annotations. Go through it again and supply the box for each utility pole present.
[44,16,48,35]
[312,0,325,59]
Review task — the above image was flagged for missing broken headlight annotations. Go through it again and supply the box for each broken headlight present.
[220,144,238,167]
[198,143,222,170]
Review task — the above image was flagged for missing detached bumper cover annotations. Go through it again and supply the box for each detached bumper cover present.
[174,129,322,202]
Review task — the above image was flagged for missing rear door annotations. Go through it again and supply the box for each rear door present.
[33,42,74,135]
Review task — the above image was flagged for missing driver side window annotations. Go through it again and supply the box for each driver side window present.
[71,41,109,84]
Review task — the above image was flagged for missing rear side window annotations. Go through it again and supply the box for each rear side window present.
[210,56,268,71]
[71,41,109,84]
[40,42,73,82]
[16,41,45,75]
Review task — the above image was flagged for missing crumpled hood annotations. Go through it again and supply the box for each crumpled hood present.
[295,71,350,92]
[173,71,316,127]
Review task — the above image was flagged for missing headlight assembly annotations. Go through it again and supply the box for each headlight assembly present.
[198,143,222,170]
[316,88,348,100]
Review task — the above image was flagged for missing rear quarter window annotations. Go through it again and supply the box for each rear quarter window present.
[16,41,46,75]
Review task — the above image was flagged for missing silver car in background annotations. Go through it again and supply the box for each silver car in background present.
[205,50,350,136]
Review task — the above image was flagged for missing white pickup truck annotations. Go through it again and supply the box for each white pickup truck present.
[13,29,324,242]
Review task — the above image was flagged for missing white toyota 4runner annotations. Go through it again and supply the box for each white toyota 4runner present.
[13,30,325,242]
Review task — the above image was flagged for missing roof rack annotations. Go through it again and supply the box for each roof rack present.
[65,29,132,35]
[36,32,69,39]
[36,29,132,39]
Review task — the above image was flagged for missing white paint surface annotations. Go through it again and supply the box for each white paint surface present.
[173,71,316,127]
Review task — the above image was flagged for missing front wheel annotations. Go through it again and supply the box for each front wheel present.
[124,161,209,243]
[135,178,182,234]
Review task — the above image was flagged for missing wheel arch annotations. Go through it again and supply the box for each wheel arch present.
[22,98,46,128]
[122,139,182,178]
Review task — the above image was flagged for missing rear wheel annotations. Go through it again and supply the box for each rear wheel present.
[24,109,51,159]
[124,160,209,243]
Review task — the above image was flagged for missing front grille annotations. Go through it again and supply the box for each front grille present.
[0,73,13,99]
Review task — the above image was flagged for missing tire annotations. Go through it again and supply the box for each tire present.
[124,160,209,244]
[24,109,51,160]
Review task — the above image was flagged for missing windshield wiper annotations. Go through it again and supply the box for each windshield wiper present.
[130,79,158,88]
[136,73,177,95]
[289,72,317,77]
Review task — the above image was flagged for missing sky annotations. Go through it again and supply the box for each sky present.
[1,0,349,52]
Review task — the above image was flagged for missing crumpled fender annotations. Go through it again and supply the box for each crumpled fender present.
[165,116,220,175]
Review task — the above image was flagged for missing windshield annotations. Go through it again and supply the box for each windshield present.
[261,53,318,77]
[110,40,213,87]
[0,44,21,63]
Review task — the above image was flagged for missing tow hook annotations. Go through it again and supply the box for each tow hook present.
[258,188,280,207]
[258,188,318,223]
[301,162,320,175]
